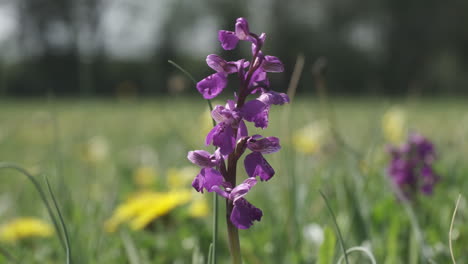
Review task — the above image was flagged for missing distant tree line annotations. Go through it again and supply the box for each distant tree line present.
[0,0,467,97]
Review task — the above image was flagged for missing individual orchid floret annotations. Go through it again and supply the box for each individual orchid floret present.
[211,100,241,126]
[192,168,224,193]
[230,198,263,229]
[246,135,281,154]
[206,122,236,156]
[258,91,290,105]
[247,68,270,93]
[218,30,239,50]
[197,55,250,99]
[235,17,251,41]
[211,177,263,229]
[244,152,275,181]
[261,55,284,73]
[240,91,290,129]
[206,54,239,74]
[196,73,228,99]
[187,150,221,168]
[218,17,253,50]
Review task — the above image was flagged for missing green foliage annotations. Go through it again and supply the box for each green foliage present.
[0,97,467,263]
[318,227,336,264]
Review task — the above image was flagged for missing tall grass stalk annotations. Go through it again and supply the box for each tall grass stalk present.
[449,194,462,264]
[281,54,305,254]
[45,176,72,263]
[320,190,349,264]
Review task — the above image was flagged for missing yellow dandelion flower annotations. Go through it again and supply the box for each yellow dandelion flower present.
[104,190,192,232]
[133,166,157,188]
[188,195,209,218]
[292,121,328,154]
[382,107,407,144]
[167,167,198,189]
[0,218,54,243]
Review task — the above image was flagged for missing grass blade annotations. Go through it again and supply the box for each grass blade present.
[120,230,141,264]
[320,190,349,264]
[45,176,72,264]
[0,162,66,251]
[449,194,462,264]
[207,243,213,264]
[168,60,197,85]
[337,246,377,264]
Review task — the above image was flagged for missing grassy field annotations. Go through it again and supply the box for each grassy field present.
[0,96,467,263]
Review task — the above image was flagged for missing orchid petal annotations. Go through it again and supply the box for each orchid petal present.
[244,152,275,181]
[218,30,239,50]
[196,73,227,99]
[230,198,262,229]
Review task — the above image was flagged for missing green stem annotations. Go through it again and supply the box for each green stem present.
[226,200,242,264]
[212,193,218,264]
[226,151,242,264]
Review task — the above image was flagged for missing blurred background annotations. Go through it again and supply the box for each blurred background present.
[0,0,467,97]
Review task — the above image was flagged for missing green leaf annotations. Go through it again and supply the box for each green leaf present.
[384,215,400,264]
[318,226,336,264]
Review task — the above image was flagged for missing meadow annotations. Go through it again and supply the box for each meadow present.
[0,96,467,263]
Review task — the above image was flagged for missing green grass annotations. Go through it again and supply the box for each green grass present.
[0,96,467,263]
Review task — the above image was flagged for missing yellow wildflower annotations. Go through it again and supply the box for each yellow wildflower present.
[382,107,407,144]
[81,136,109,163]
[167,167,198,189]
[188,195,209,218]
[133,166,157,188]
[0,217,54,242]
[104,190,192,232]
[292,121,329,154]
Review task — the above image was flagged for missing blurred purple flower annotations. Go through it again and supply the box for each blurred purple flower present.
[387,133,440,198]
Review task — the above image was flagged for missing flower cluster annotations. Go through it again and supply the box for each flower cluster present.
[188,18,289,229]
[387,133,440,198]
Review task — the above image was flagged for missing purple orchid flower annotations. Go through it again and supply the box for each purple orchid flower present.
[212,177,263,229]
[240,91,290,129]
[197,55,249,99]
[187,149,221,168]
[387,133,440,198]
[192,168,225,193]
[189,17,287,230]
